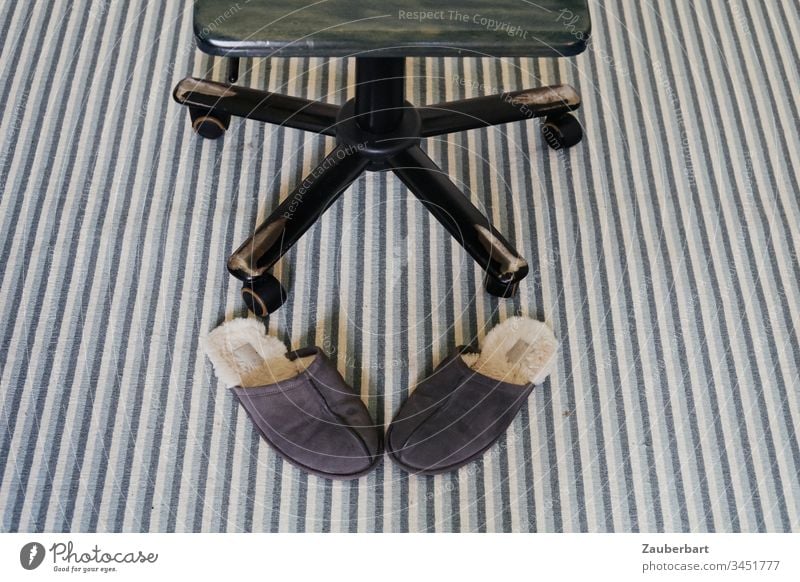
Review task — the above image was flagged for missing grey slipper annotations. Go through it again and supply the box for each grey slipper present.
[386,317,558,476]
[203,319,381,480]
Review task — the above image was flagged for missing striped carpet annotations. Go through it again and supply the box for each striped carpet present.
[1,0,799,532]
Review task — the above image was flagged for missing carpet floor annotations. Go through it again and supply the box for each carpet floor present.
[1,0,799,532]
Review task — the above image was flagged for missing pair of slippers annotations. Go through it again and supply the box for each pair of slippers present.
[203,317,558,479]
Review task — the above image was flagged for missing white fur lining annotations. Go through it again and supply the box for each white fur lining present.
[461,317,558,386]
[202,316,556,389]
[201,318,313,388]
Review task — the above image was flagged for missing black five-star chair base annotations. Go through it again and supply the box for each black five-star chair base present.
[173,57,583,316]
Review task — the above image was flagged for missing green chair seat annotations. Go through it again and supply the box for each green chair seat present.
[194,0,590,57]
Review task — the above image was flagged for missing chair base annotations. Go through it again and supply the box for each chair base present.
[173,57,583,314]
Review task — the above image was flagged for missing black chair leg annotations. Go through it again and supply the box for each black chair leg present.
[172,56,582,313]
[173,77,341,135]
[388,145,528,297]
[419,84,580,137]
[227,144,369,312]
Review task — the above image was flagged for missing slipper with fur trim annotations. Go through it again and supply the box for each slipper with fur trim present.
[386,317,558,475]
[202,318,381,480]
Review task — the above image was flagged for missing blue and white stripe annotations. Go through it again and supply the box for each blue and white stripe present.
[1,0,798,532]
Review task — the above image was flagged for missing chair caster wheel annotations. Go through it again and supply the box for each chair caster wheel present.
[241,274,287,316]
[485,276,519,298]
[542,113,583,150]
[189,106,230,139]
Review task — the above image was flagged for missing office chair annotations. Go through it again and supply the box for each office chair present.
[173,1,590,315]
